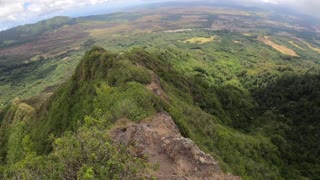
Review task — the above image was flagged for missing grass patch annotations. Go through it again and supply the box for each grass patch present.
[288,41,305,50]
[258,36,298,57]
[183,36,215,44]
[301,40,320,53]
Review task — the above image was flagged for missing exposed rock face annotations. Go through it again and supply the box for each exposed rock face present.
[146,72,170,103]
[110,112,240,180]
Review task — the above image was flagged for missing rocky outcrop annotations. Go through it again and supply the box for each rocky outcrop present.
[110,112,240,180]
[146,72,170,103]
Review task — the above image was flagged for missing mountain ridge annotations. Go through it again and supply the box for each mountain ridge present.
[0,47,283,179]
[0,4,320,179]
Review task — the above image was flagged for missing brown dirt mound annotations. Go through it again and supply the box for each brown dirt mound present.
[110,112,240,180]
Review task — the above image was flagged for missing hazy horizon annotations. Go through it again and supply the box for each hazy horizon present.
[1,0,320,31]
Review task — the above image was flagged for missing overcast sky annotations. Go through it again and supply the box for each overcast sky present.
[0,0,319,31]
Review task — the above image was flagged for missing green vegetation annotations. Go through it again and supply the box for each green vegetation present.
[0,51,82,108]
[254,73,320,178]
[30,47,162,152]
[0,16,76,48]
[0,48,161,179]
[1,45,320,179]
[1,5,320,179]
[1,117,149,179]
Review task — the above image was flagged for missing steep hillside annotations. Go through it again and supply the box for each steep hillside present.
[0,5,320,179]
[1,5,320,110]
[0,47,238,179]
[1,46,319,179]
[0,16,76,48]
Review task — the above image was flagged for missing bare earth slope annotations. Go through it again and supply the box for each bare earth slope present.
[110,112,240,180]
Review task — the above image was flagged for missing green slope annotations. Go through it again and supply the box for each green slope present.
[0,6,320,179]
[0,16,77,48]
[1,46,319,179]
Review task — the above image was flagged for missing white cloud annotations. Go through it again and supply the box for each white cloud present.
[0,3,24,17]
[0,0,320,31]
[280,0,320,16]
[262,0,279,4]
[0,0,119,30]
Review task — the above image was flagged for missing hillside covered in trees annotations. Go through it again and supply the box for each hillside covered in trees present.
[0,3,320,179]
[0,46,319,179]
